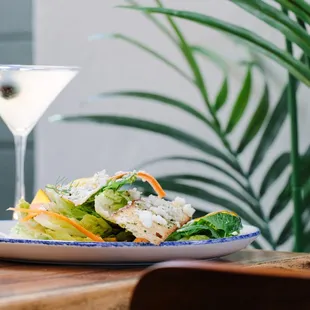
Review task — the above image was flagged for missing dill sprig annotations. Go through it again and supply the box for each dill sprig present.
[46,176,74,196]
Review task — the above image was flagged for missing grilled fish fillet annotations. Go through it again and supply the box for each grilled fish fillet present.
[112,195,195,245]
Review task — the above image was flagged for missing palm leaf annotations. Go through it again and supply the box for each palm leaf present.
[273,0,310,25]
[136,155,249,194]
[90,33,193,84]
[251,240,263,249]
[269,146,310,220]
[237,83,269,154]
[296,20,310,68]
[160,173,259,214]
[226,66,252,134]
[153,1,212,111]
[248,52,305,175]
[259,152,290,197]
[232,0,310,56]
[191,45,229,72]
[288,0,310,16]
[88,91,213,128]
[275,194,310,247]
[125,0,178,45]
[276,218,292,247]
[275,189,310,247]
[126,0,177,42]
[269,178,291,221]
[191,45,229,111]
[50,114,239,170]
[118,6,310,86]
[248,82,293,175]
[214,77,229,112]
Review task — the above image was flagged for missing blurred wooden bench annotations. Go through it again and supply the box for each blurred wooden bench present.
[130,260,310,310]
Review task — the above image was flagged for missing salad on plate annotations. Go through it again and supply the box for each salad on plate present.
[8,170,243,245]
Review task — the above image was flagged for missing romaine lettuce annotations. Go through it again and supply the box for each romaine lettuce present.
[11,221,93,242]
[95,189,131,221]
[14,199,30,220]
[46,188,101,219]
[79,214,112,236]
[167,211,242,241]
[32,212,112,238]
[86,172,137,203]
[11,221,53,240]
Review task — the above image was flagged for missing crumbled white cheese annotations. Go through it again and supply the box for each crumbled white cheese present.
[58,169,109,206]
[128,188,141,201]
[147,195,166,207]
[152,214,168,226]
[183,204,195,217]
[138,210,153,228]
[150,206,169,218]
[172,197,186,207]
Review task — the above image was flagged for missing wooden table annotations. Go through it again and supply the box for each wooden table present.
[0,250,305,310]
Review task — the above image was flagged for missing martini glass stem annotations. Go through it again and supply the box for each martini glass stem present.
[13,134,27,219]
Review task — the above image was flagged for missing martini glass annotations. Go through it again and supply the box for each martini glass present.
[0,65,78,219]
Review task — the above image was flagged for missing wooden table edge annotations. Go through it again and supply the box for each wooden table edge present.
[0,278,139,310]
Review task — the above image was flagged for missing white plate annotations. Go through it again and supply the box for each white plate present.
[0,220,260,265]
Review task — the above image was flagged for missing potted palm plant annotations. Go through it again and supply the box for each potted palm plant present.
[52,0,310,252]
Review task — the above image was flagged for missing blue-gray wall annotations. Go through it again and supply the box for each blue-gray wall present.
[0,0,33,219]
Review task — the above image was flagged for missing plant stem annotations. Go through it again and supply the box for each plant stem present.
[282,8,304,252]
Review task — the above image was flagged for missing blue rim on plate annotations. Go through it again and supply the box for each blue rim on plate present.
[0,227,260,248]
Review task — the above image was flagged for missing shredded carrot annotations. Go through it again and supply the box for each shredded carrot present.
[21,203,43,222]
[137,172,166,198]
[8,208,104,242]
[134,238,149,243]
[22,214,36,222]
[111,171,166,198]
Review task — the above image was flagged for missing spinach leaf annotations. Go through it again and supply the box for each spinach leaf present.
[203,212,242,237]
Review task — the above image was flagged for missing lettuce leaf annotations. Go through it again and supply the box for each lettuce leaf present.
[33,212,112,238]
[11,188,118,241]
[103,172,137,191]
[79,214,112,236]
[11,221,93,242]
[95,189,131,221]
[167,212,242,241]
[87,172,137,203]
[203,212,242,236]
[14,199,30,220]
[12,212,113,241]
[46,188,101,219]
[11,221,53,240]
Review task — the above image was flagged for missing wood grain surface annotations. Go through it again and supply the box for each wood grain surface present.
[0,250,304,310]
